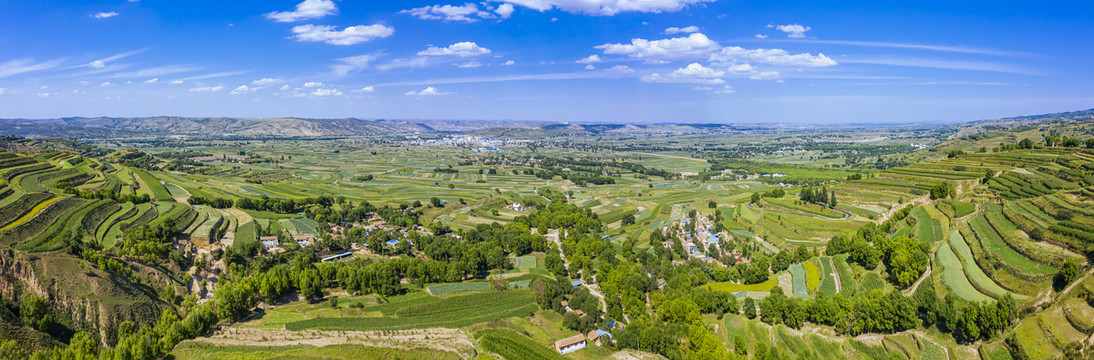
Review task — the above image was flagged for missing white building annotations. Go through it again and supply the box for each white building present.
[555,334,587,354]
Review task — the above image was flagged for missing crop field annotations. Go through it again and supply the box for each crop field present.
[475,329,566,360]
[832,255,855,295]
[170,343,461,360]
[703,278,780,295]
[817,256,837,297]
[789,263,809,299]
[947,231,1024,300]
[284,290,538,331]
[803,260,820,295]
[969,211,1057,277]
[936,241,993,302]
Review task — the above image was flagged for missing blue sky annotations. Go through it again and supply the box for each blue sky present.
[1,0,1092,124]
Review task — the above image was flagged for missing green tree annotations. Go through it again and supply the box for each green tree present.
[20,295,50,332]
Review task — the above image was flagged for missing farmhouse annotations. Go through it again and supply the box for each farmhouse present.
[554,334,586,354]
[294,235,314,247]
[259,236,279,250]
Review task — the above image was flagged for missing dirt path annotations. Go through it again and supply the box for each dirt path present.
[1058,268,1094,300]
[829,257,842,294]
[546,229,610,317]
[190,327,476,357]
[902,264,932,297]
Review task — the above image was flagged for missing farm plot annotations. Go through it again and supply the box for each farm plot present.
[285,290,538,331]
[969,213,1056,277]
[947,231,1024,300]
[475,329,566,360]
[702,278,779,294]
[832,255,855,295]
[936,242,993,302]
[817,257,837,297]
[788,263,809,299]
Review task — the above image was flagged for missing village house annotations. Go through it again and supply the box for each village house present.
[554,334,586,354]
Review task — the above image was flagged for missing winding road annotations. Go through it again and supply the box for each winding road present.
[545,229,610,316]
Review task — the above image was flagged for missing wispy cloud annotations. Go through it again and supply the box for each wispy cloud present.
[376,67,637,87]
[176,70,251,82]
[109,65,201,78]
[841,57,1039,75]
[0,58,64,79]
[786,39,1029,57]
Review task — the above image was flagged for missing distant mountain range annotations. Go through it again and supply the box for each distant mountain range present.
[1,108,1091,139]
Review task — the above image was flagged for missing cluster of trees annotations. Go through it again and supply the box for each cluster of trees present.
[235,194,337,214]
[306,199,420,228]
[187,195,232,208]
[827,223,929,288]
[749,188,786,203]
[799,186,837,207]
[61,184,151,204]
[930,181,956,199]
[514,197,601,235]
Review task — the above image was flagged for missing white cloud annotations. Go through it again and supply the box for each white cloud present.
[170,80,184,85]
[355,86,375,93]
[418,42,491,57]
[754,34,767,39]
[664,25,699,34]
[92,12,119,19]
[728,63,755,74]
[585,64,595,70]
[715,85,734,94]
[100,82,113,87]
[606,65,634,74]
[776,24,811,38]
[0,58,63,79]
[597,33,720,61]
[402,3,483,22]
[456,61,483,68]
[710,47,837,67]
[279,85,291,91]
[641,63,725,84]
[303,81,324,88]
[405,86,452,96]
[231,85,256,95]
[332,54,380,76]
[252,77,283,86]
[503,60,515,66]
[144,78,158,84]
[265,0,337,22]
[692,86,712,91]
[496,3,516,19]
[291,24,395,45]
[749,71,781,80]
[500,0,713,16]
[576,54,602,64]
[311,88,342,96]
[90,60,106,69]
[189,86,225,93]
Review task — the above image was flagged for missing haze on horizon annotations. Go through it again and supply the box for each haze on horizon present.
[1,0,1092,124]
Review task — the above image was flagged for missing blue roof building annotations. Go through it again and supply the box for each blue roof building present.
[571,281,583,287]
